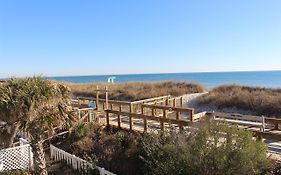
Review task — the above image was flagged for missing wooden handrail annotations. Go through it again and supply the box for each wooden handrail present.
[78,97,132,105]
[142,104,193,113]
[105,110,190,126]
[77,107,95,111]
[131,95,171,104]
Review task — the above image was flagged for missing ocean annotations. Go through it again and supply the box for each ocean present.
[49,71,281,88]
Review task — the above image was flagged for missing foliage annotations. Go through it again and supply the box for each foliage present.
[115,131,130,148]
[66,81,206,101]
[198,85,281,116]
[57,120,269,175]
[0,77,74,175]
[73,123,89,139]
[141,120,268,175]
[60,124,144,175]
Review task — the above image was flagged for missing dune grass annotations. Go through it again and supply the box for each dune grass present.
[197,85,281,117]
[65,81,206,101]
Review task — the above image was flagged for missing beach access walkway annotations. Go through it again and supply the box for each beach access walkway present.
[75,93,281,160]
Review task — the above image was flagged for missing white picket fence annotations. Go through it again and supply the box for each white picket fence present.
[50,144,116,175]
[0,138,33,172]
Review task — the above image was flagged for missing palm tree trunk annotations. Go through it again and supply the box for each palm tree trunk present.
[6,123,20,148]
[31,141,48,175]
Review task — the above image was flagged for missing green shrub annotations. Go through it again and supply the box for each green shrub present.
[73,123,88,139]
[141,119,269,175]
[59,120,269,175]
[115,131,130,148]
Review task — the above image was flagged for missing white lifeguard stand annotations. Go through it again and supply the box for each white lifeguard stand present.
[107,76,116,83]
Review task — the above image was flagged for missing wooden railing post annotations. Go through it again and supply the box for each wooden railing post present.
[142,106,147,132]
[176,111,180,120]
[96,86,99,110]
[190,109,194,122]
[129,103,133,130]
[105,86,109,110]
[118,105,121,128]
[275,123,279,130]
[262,116,265,132]
[176,111,183,131]
[160,109,166,131]
[106,110,110,126]
[180,97,183,107]
[165,99,168,106]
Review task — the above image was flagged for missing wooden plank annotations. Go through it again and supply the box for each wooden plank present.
[106,110,190,126]
[142,104,194,113]
[253,131,281,141]
[131,95,171,104]
[214,112,263,122]
[78,97,132,105]
[193,112,207,121]
[77,107,95,111]
[265,117,281,130]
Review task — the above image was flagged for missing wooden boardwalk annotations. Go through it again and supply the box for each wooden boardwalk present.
[76,96,281,141]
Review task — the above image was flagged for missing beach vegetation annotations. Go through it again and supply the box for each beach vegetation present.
[57,119,269,175]
[198,85,281,116]
[0,77,74,175]
[65,81,206,101]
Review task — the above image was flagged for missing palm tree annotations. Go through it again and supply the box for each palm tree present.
[0,78,28,147]
[0,77,74,175]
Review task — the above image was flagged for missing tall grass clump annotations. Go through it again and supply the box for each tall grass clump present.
[197,85,281,116]
[65,81,206,101]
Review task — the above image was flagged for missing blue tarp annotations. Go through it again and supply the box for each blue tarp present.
[88,103,96,108]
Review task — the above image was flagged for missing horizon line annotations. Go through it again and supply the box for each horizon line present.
[49,69,281,78]
[1,69,281,79]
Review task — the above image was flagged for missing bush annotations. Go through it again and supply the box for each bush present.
[141,119,269,175]
[73,123,89,139]
[57,120,269,175]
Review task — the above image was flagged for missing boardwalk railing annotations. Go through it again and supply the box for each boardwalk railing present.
[50,144,115,175]
[76,95,281,140]
[104,103,194,132]
[212,112,266,131]
[77,108,95,123]
[211,112,281,130]
[77,95,184,112]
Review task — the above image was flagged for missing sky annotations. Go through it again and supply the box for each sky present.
[0,0,280,78]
